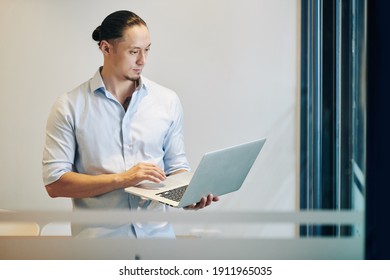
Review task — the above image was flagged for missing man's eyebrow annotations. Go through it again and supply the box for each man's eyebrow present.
[130,43,152,49]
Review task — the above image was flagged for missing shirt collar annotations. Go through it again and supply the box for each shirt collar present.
[90,67,149,96]
[90,67,105,94]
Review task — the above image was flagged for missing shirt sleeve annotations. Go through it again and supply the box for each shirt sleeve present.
[162,95,191,175]
[42,95,76,186]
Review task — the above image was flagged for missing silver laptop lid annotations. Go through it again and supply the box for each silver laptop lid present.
[178,138,266,207]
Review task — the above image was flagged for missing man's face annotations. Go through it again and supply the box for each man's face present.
[108,24,151,81]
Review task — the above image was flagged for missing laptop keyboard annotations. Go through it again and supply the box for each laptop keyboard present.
[157,185,188,202]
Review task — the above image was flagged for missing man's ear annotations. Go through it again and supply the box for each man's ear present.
[100,40,111,55]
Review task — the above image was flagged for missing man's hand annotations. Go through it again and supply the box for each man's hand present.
[121,162,166,186]
[183,194,219,210]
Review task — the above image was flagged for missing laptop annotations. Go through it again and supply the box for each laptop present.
[125,138,266,208]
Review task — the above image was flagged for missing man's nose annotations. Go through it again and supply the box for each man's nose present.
[137,51,146,65]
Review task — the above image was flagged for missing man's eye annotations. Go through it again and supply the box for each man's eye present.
[130,50,139,55]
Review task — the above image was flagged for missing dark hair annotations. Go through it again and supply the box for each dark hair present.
[92,10,147,45]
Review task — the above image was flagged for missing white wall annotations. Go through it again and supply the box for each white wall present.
[0,0,299,237]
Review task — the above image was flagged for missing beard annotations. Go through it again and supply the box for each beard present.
[126,76,140,82]
[125,73,141,82]
[125,70,142,82]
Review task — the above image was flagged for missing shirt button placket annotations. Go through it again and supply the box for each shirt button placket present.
[122,117,134,170]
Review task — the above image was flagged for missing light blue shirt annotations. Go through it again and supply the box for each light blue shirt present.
[42,69,190,238]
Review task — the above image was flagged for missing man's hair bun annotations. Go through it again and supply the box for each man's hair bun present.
[92,26,101,42]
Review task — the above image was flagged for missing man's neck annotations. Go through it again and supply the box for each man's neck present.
[100,67,138,102]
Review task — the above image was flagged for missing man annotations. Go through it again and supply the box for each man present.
[42,10,218,238]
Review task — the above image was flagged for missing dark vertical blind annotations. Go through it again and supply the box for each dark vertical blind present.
[300,0,365,237]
